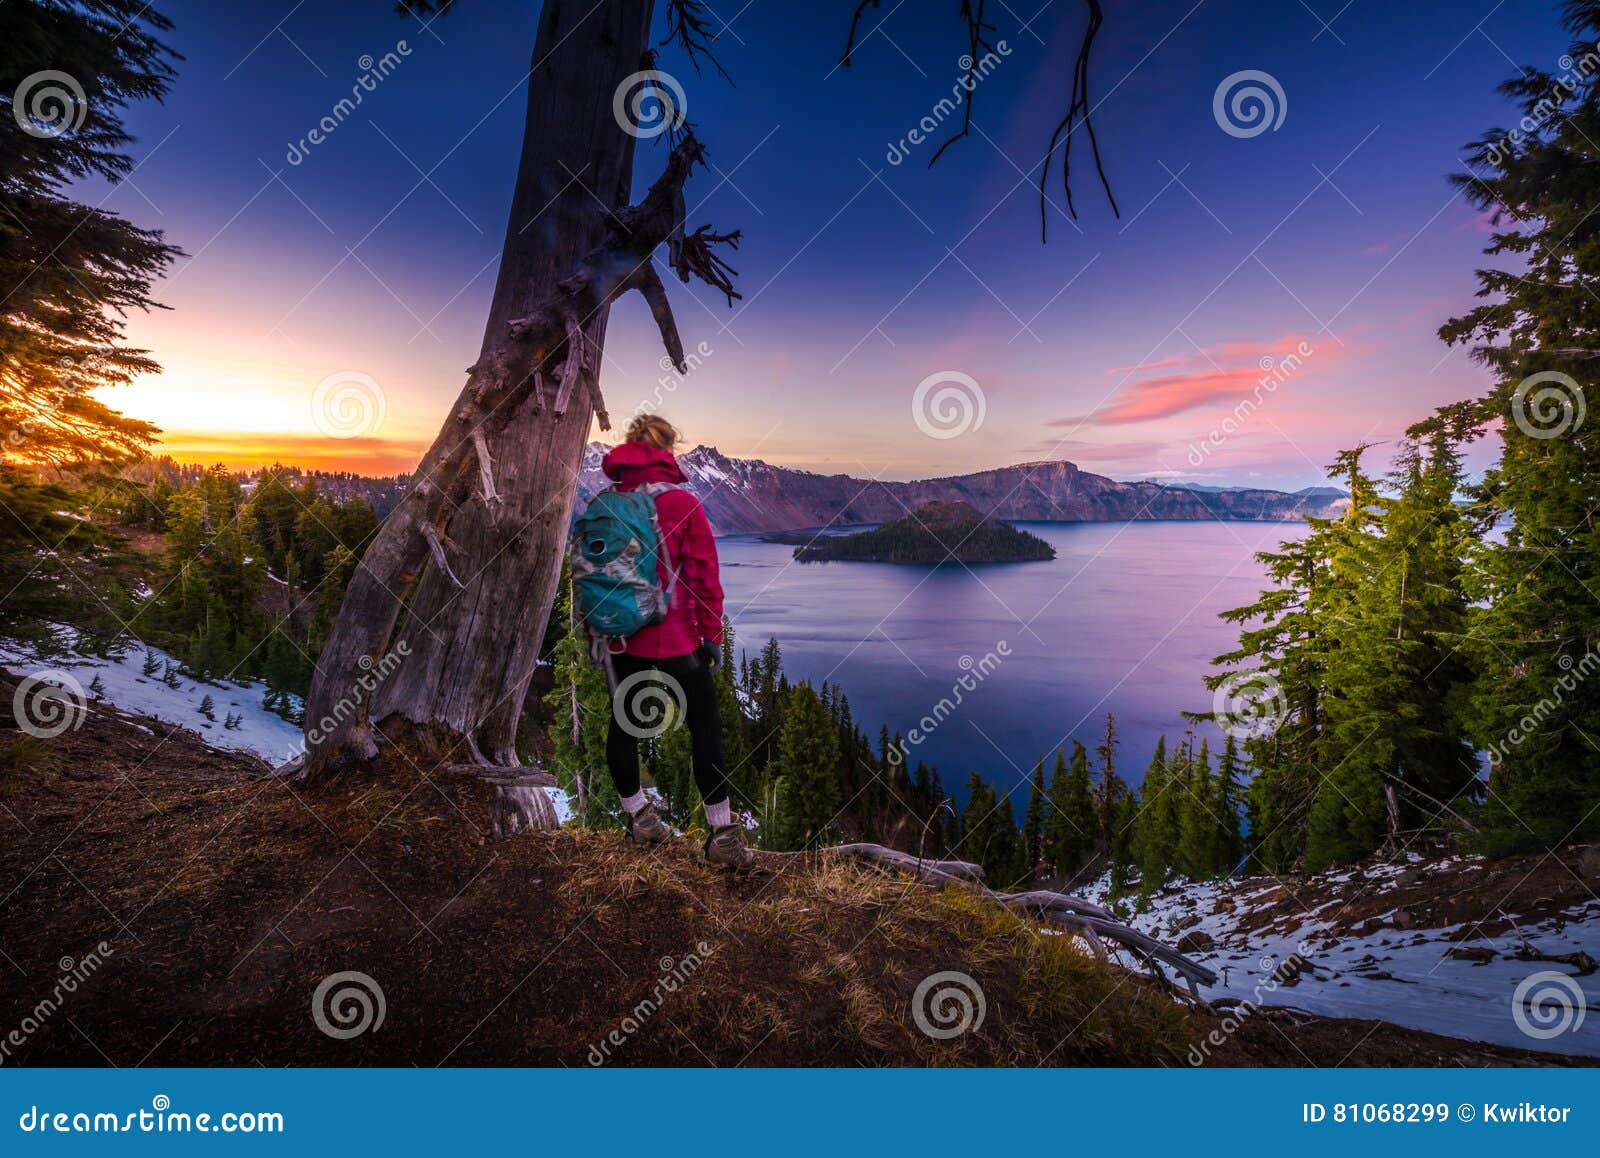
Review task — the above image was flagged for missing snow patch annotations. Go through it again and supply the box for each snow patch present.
[1083,867,1600,1058]
[1,625,304,766]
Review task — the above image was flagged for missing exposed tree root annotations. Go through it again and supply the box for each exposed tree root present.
[785,843,1219,998]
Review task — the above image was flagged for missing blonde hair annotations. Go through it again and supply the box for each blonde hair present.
[626,414,678,450]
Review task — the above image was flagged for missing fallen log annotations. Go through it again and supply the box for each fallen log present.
[820,842,1218,997]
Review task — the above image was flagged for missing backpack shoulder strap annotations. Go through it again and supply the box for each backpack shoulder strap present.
[638,483,683,602]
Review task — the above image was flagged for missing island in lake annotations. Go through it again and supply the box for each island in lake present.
[779,501,1057,564]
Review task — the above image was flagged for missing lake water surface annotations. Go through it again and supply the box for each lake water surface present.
[717,520,1310,803]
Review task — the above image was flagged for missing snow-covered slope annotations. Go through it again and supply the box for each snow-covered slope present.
[1085,855,1599,1058]
[2,626,303,765]
[3,625,577,824]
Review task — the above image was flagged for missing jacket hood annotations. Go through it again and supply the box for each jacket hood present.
[601,440,687,485]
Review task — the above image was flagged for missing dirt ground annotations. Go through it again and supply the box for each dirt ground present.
[0,675,1587,1068]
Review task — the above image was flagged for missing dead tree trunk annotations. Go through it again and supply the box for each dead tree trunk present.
[300,0,656,779]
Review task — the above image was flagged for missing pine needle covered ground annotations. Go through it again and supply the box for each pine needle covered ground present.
[0,674,1580,1067]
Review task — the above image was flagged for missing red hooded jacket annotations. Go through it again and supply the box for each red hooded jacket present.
[599,441,724,658]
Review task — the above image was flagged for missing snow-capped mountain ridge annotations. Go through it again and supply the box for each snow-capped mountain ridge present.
[579,442,1346,534]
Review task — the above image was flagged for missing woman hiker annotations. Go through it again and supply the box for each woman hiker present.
[595,415,748,866]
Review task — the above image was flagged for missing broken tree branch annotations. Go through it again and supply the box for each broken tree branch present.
[422,523,464,590]
[636,263,687,371]
[840,0,1117,237]
[472,429,499,508]
[552,309,587,416]
[673,225,741,305]
[1041,0,1119,235]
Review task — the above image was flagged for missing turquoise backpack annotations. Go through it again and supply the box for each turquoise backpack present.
[570,483,678,645]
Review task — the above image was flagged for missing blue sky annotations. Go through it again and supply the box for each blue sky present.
[98,0,1568,487]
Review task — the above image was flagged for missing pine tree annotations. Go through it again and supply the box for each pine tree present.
[713,619,752,804]
[1215,734,1246,873]
[751,637,785,766]
[1022,756,1048,878]
[1046,743,1096,881]
[1134,737,1181,896]
[770,682,842,850]
[1092,713,1122,859]
[1108,792,1138,899]
[0,1,181,470]
[1175,737,1217,878]
[542,565,619,828]
[1437,11,1600,851]
[959,773,1026,889]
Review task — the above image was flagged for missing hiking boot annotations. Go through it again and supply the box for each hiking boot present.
[625,804,672,845]
[703,823,751,867]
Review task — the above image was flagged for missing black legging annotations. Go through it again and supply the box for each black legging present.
[606,651,730,807]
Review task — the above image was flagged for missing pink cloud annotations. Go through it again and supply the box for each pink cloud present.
[1061,334,1330,427]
